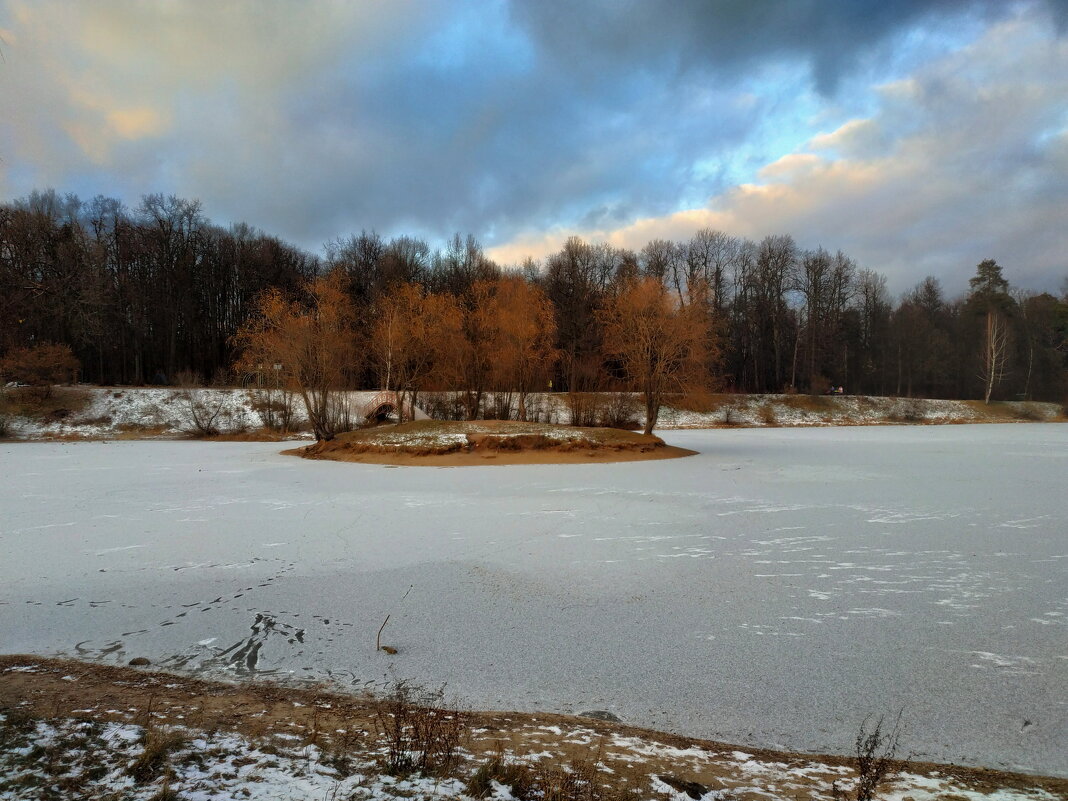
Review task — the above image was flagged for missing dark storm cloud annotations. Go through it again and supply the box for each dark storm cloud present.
[510,0,1064,93]
[2,0,1066,292]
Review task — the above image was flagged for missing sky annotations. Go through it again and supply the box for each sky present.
[1,0,1066,295]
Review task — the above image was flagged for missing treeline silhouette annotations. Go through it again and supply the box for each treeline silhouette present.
[2,189,1065,402]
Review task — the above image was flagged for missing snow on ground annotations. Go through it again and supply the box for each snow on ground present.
[7,387,263,439]
[3,387,1060,439]
[345,420,601,451]
[3,712,1059,801]
[655,394,1061,428]
[0,713,469,801]
[3,388,392,440]
[1,425,1067,777]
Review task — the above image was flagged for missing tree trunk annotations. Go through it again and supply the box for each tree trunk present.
[643,394,658,436]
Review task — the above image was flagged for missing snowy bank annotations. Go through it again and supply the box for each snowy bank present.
[3,657,1064,801]
[1,387,1061,440]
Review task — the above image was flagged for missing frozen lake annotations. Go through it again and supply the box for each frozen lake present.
[1,425,1066,776]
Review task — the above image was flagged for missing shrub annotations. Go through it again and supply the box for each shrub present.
[0,343,79,399]
[1013,403,1045,421]
[759,404,778,425]
[598,393,641,429]
[374,681,469,776]
[832,714,903,801]
[420,391,468,421]
[248,388,298,432]
[888,399,924,423]
[325,392,360,434]
[175,371,227,436]
[484,392,516,420]
[566,392,601,427]
[567,393,641,429]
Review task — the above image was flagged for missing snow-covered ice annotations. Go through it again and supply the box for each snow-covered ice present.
[1,424,1066,776]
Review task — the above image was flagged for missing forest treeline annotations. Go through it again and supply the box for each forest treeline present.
[2,189,1066,406]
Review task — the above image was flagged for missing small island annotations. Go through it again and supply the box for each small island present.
[291,420,696,466]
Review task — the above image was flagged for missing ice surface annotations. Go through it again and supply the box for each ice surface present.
[1,424,1066,775]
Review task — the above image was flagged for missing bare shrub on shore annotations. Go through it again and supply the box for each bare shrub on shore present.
[324,392,360,434]
[759,404,778,425]
[888,398,924,423]
[1013,402,1045,421]
[419,391,468,421]
[175,370,228,436]
[832,714,903,801]
[247,387,298,432]
[565,391,641,429]
[374,681,469,776]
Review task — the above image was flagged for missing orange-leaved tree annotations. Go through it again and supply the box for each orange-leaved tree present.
[372,282,462,422]
[491,276,558,421]
[0,342,80,399]
[599,277,715,435]
[233,269,358,441]
[455,279,499,420]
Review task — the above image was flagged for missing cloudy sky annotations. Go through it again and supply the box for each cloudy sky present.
[1,0,1065,294]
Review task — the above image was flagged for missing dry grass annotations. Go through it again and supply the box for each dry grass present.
[128,727,188,783]
[468,751,635,801]
[958,400,1058,422]
[195,429,296,442]
[667,391,733,414]
[777,394,836,413]
[0,386,91,421]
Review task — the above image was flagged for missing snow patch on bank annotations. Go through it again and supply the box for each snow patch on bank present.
[0,713,1058,801]
[3,387,1060,440]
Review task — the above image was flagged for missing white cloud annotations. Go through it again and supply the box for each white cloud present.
[0,0,428,188]
[489,12,1068,295]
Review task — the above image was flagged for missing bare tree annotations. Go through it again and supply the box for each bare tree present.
[979,309,1010,404]
[685,229,742,313]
